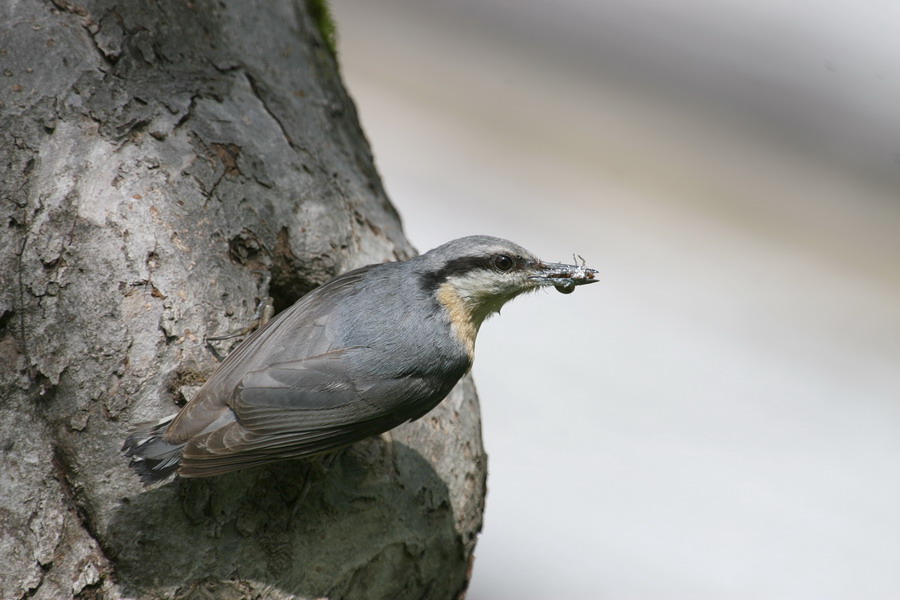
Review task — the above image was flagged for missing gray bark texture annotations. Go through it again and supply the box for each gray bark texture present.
[0,1,486,599]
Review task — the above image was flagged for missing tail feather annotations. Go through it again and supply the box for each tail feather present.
[122,415,185,485]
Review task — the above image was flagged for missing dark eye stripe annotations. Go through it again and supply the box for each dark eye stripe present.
[419,255,494,291]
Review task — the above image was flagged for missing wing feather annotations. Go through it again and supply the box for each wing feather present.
[176,346,459,476]
[164,266,378,444]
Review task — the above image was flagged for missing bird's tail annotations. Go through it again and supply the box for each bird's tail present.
[122,415,186,485]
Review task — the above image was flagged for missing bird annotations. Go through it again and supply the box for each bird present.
[123,235,598,484]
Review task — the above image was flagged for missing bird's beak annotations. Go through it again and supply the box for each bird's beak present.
[529,260,599,294]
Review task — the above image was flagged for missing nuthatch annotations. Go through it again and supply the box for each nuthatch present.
[123,236,598,483]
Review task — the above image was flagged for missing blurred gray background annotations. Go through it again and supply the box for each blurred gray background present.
[328,1,900,598]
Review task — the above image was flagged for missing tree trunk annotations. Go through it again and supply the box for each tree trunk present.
[0,1,486,598]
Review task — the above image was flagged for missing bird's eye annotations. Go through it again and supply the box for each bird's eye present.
[493,254,514,271]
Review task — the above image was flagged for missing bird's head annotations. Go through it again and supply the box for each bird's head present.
[418,235,598,356]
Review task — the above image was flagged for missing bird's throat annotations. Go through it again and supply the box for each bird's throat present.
[435,282,496,360]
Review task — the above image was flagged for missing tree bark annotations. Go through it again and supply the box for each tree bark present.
[0,1,486,599]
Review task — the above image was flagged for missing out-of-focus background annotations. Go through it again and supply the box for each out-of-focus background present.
[328,1,900,598]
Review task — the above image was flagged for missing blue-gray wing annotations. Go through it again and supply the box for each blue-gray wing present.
[177,347,460,477]
[164,265,377,445]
